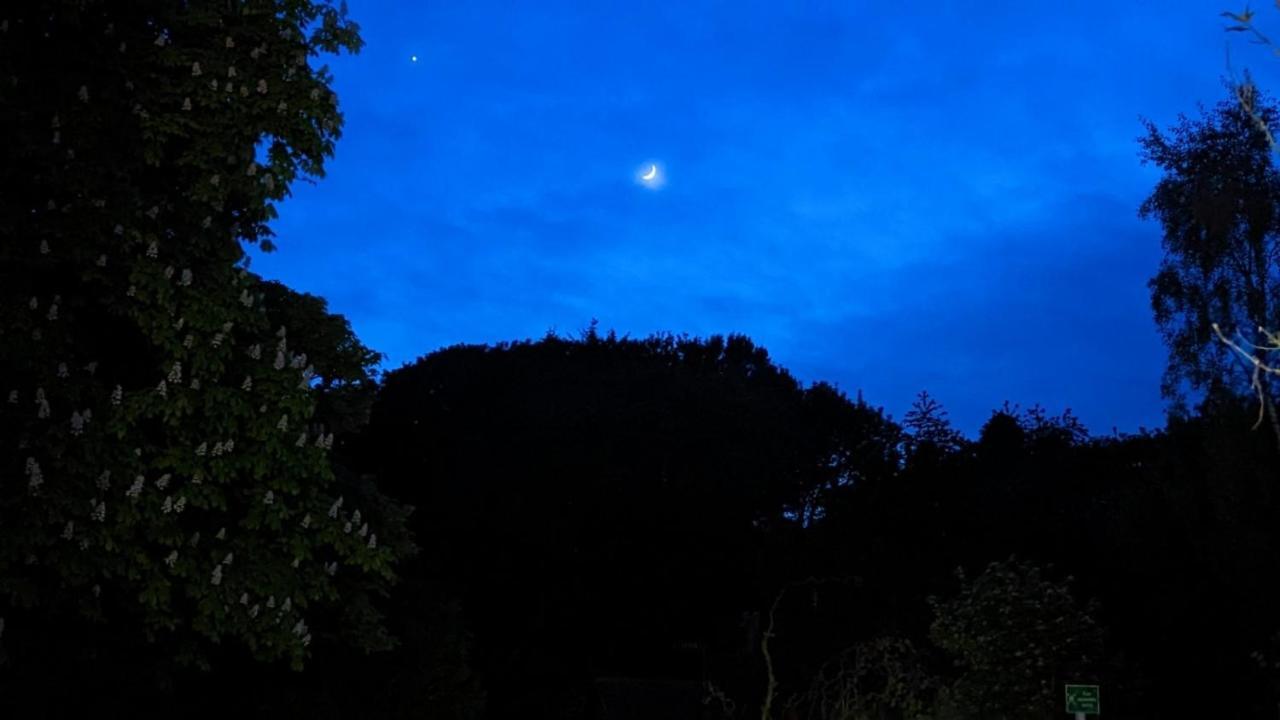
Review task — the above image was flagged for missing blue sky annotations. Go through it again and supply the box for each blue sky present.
[250,1,1280,437]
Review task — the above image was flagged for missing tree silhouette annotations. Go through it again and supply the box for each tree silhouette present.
[1139,85,1280,441]
[0,0,406,670]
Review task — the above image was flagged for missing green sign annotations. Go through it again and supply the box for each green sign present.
[1065,684,1100,714]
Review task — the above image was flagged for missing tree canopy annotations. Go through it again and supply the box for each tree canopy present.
[0,0,408,671]
[1139,85,1280,435]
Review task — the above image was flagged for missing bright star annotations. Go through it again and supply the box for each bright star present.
[410,55,418,63]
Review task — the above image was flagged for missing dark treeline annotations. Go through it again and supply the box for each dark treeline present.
[10,328,1280,718]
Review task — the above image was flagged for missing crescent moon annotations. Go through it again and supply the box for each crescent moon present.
[642,164,657,181]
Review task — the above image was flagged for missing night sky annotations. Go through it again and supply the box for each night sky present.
[247,1,1278,437]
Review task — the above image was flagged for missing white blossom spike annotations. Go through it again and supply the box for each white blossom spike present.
[240,592,249,605]
[256,79,267,94]
[146,241,158,258]
[111,385,122,405]
[25,458,43,492]
[215,527,226,540]
[57,362,68,378]
[46,304,58,321]
[96,254,107,267]
[357,523,368,538]
[161,496,173,513]
[78,85,89,102]
[180,268,192,286]
[211,565,223,586]
[39,239,50,255]
[182,97,192,111]
[96,470,111,490]
[165,550,178,568]
[195,441,207,456]
[190,377,200,389]
[91,501,105,522]
[367,534,377,550]
[241,376,252,391]
[62,521,75,539]
[296,432,307,447]
[156,474,170,490]
[174,496,186,513]
[328,496,343,518]
[155,380,167,398]
[70,410,85,436]
[223,552,233,565]
[168,362,182,383]
[301,514,311,529]
[273,350,285,369]
[85,361,98,375]
[263,490,274,505]
[276,414,288,432]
